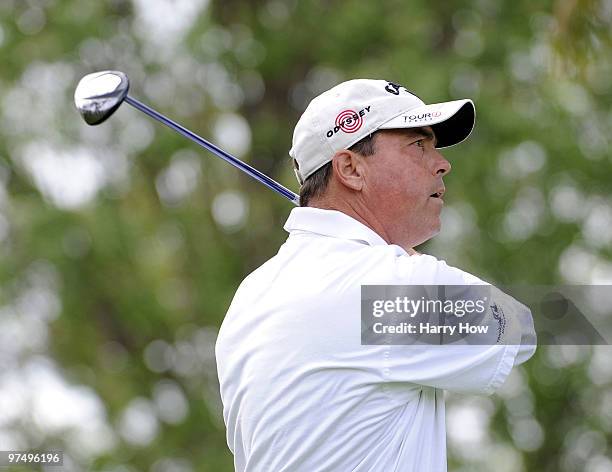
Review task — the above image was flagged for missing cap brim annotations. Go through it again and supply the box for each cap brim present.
[378,99,475,148]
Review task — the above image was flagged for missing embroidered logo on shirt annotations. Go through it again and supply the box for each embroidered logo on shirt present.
[490,303,506,343]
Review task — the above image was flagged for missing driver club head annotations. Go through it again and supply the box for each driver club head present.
[74,70,130,125]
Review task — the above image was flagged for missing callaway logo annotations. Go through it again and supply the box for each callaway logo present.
[326,106,371,137]
[384,81,419,98]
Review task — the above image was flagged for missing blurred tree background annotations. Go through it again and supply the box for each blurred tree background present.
[0,0,611,470]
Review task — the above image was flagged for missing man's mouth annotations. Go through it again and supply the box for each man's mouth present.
[429,188,445,199]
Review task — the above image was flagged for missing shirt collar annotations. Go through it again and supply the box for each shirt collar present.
[283,207,389,247]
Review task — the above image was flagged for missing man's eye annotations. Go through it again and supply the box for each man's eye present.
[414,139,425,148]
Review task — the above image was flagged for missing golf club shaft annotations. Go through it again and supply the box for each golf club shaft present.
[124,96,300,206]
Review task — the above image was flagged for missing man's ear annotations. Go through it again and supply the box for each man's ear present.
[331,150,364,191]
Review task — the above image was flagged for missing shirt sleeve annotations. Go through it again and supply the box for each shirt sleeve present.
[380,254,536,395]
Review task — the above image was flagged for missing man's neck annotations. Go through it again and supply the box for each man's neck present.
[308,196,418,255]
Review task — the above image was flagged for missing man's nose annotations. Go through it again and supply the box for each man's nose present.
[433,150,451,176]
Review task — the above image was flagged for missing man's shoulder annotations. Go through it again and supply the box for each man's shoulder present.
[388,251,488,285]
[245,235,484,288]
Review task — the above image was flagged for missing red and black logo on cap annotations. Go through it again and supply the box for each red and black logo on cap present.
[326,106,371,138]
[336,109,363,133]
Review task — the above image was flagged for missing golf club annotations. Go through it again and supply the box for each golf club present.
[74,70,300,205]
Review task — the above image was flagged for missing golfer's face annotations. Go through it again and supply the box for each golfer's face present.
[361,127,451,248]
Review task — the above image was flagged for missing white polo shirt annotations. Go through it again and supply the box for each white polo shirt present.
[216,207,536,472]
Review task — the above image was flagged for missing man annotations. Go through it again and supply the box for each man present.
[216,79,536,471]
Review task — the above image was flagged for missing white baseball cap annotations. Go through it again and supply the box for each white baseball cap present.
[289,79,475,184]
